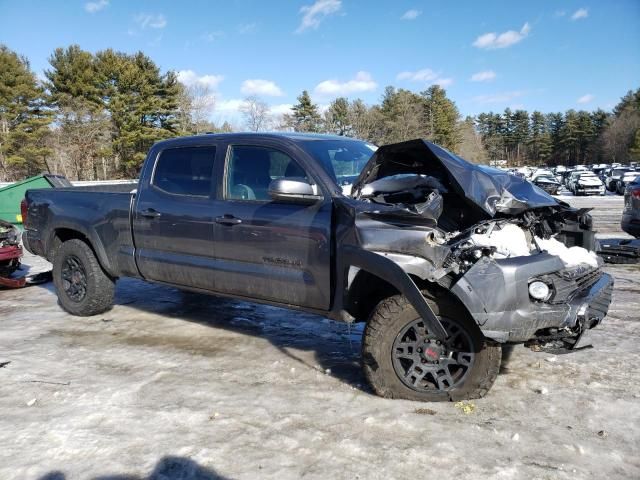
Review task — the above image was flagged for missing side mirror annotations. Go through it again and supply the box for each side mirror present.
[268,178,323,204]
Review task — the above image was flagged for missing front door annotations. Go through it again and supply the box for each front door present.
[211,143,332,310]
[133,145,218,290]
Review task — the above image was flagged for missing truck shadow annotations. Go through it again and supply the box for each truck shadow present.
[38,455,231,479]
[85,277,368,393]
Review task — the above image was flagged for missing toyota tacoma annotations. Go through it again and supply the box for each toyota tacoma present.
[22,134,614,401]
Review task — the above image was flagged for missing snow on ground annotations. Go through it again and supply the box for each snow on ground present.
[1,196,639,480]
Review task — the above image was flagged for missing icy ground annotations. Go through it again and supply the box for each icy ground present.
[1,196,639,480]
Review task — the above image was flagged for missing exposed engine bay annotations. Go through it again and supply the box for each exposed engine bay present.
[350,140,600,281]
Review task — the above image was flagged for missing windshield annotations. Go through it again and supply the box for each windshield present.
[536,175,556,182]
[298,139,377,193]
[613,169,631,176]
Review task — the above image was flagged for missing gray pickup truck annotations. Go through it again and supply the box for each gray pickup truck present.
[23,133,613,402]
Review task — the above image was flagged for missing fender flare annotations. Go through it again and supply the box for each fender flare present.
[341,245,448,340]
[46,221,115,276]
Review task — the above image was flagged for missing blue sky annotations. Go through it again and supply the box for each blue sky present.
[1,0,639,124]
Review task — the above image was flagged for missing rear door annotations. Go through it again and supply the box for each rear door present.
[210,142,332,310]
[133,144,218,290]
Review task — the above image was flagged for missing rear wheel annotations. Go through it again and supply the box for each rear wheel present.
[362,292,501,402]
[53,239,115,316]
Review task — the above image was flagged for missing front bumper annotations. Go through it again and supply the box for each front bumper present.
[451,253,614,343]
[575,185,605,195]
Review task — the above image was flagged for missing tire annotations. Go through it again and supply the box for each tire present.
[53,238,115,316]
[362,292,501,402]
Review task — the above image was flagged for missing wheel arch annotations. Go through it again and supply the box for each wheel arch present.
[340,246,448,340]
[48,225,115,277]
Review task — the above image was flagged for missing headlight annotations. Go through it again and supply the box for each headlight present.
[529,281,551,301]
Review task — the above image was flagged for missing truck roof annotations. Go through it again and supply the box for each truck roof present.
[152,132,357,148]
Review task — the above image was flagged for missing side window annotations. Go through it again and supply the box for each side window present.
[152,146,216,196]
[225,145,309,201]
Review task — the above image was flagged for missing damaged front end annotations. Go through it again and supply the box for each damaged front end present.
[343,139,613,351]
[0,220,24,287]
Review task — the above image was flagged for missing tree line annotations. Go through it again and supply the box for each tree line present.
[1,43,638,182]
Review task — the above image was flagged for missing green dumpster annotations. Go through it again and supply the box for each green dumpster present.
[0,174,71,228]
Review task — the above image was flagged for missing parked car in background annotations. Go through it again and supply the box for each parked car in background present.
[617,170,640,195]
[569,172,605,196]
[592,164,607,177]
[562,168,576,186]
[622,175,640,237]
[531,173,562,195]
[605,168,633,192]
[553,165,567,183]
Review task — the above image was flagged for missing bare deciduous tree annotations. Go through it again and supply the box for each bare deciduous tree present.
[240,96,271,132]
[176,83,216,135]
[602,110,640,163]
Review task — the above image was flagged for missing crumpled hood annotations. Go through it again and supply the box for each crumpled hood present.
[352,139,560,217]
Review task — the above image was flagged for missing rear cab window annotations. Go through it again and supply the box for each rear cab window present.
[152,146,216,196]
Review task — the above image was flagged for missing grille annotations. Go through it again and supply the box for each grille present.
[545,265,603,304]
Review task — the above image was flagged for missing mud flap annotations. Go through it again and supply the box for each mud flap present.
[342,245,448,340]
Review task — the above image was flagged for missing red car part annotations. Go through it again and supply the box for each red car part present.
[0,244,26,288]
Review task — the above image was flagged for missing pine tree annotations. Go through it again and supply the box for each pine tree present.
[325,97,350,136]
[420,85,461,151]
[45,45,112,180]
[378,87,424,144]
[476,112,504,162]
[95,49,180,175]
[546,113,565,164]
[291,90,321,132]
[0,45,52,181]
[512,110,530,165]
[45,45,102,110]
[528,111,551,164]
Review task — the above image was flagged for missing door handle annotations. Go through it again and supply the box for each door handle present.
[140,208,162,218]
[215,215,242,226]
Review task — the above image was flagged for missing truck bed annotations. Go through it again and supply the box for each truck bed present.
[23,187,137,278]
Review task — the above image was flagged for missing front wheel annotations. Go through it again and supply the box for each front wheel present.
[362,293,501,402]
[53,239,115,316]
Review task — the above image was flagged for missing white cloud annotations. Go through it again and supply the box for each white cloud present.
[177,70,224,89]
[134,13,167,29]
[238,22,257,34]
[241,79,284,97]
[401,9,422,20]
[577,94,594,104]
[314,71,377,96]
[217,99,245,113]
[296,0,342,33]
[473,22,530,49]
[571,8,589,20]
[434,78,453,87]
[201,31,224,42]
[397,68,438,82]
[470,70,496,82]
[270,104,294,116]
[554,10,567,18]
[396,68,452,87]
[473,91,524,104]
[85,0,108,13]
